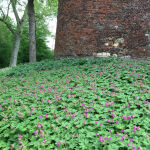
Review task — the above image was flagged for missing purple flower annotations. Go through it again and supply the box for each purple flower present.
[127,143,129,146]
[18,141,21,144]
[19,145,22,149]
[57,141,61,146]
[108,137,112,140]
[123,116,127,120]
[34,130,38,135]
[18,135,22,140]
[127,104,130,107]
[132,146,136,150]
[127,116,131,119]
[11,144,14,149]
[40,129,43,133]
[130,139,133,142]
[45,114,48,118]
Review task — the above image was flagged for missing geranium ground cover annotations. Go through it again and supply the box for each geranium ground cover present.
[0,58,150,150]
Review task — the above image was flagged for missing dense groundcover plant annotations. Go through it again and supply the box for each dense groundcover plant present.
[0,57,150,150]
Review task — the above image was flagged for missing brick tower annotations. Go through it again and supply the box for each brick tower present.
[54,0,150,59]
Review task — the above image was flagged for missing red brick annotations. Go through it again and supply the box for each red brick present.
[55,0,150,59]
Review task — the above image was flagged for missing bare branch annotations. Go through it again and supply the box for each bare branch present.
[16,0,23,7]
[5,1,11,20]
[0,7,5,19]
[20,2,28,26]
[0,18,15,34]
[10,0,20,25]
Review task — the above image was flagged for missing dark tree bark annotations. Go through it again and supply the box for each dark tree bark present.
[28,0,36,62]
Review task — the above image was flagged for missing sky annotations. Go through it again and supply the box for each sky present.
[0,0,57,50]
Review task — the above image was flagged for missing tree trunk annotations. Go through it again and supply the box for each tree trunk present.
[9,34,21,67]
[28,0,36,62]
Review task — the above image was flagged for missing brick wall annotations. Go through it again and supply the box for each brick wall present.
[54,0,150,59]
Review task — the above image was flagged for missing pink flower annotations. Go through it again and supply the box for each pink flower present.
[57,141,61,146]
[116,133,119,136]
[18,135,22,140]
[122,129,124,133]
[34,130,38,135]
[75,134,78,137]
[40,129,43,133]
[123,116,127,120]
[130,139,133,142]
[127,143,129,146]
[116,121,119,123]
[133,129,136,132]
[127,104,130,107]
[19,145,22,149]
[11,144,14,149]
[132,146,136,149]
[99,136,101,141]
[108,137,112,140]
[138,146,142,150]
[100,123,102,126]
[127,116,131,119]
[18,141,21,144]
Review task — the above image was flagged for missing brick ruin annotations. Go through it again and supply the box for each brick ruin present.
[54,0,150,59]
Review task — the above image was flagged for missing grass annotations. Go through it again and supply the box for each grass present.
[0,57,150,150]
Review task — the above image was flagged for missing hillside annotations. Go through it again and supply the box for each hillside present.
[0,58,150,150]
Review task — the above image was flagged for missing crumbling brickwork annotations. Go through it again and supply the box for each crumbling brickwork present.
[54,0,150,59]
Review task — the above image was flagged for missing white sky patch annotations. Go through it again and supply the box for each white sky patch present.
[46,17,57,50]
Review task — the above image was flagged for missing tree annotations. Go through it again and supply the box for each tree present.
[18,19,54,64]
[28,0,36,62]
[0,0,28,67]
[0,21,12,68]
